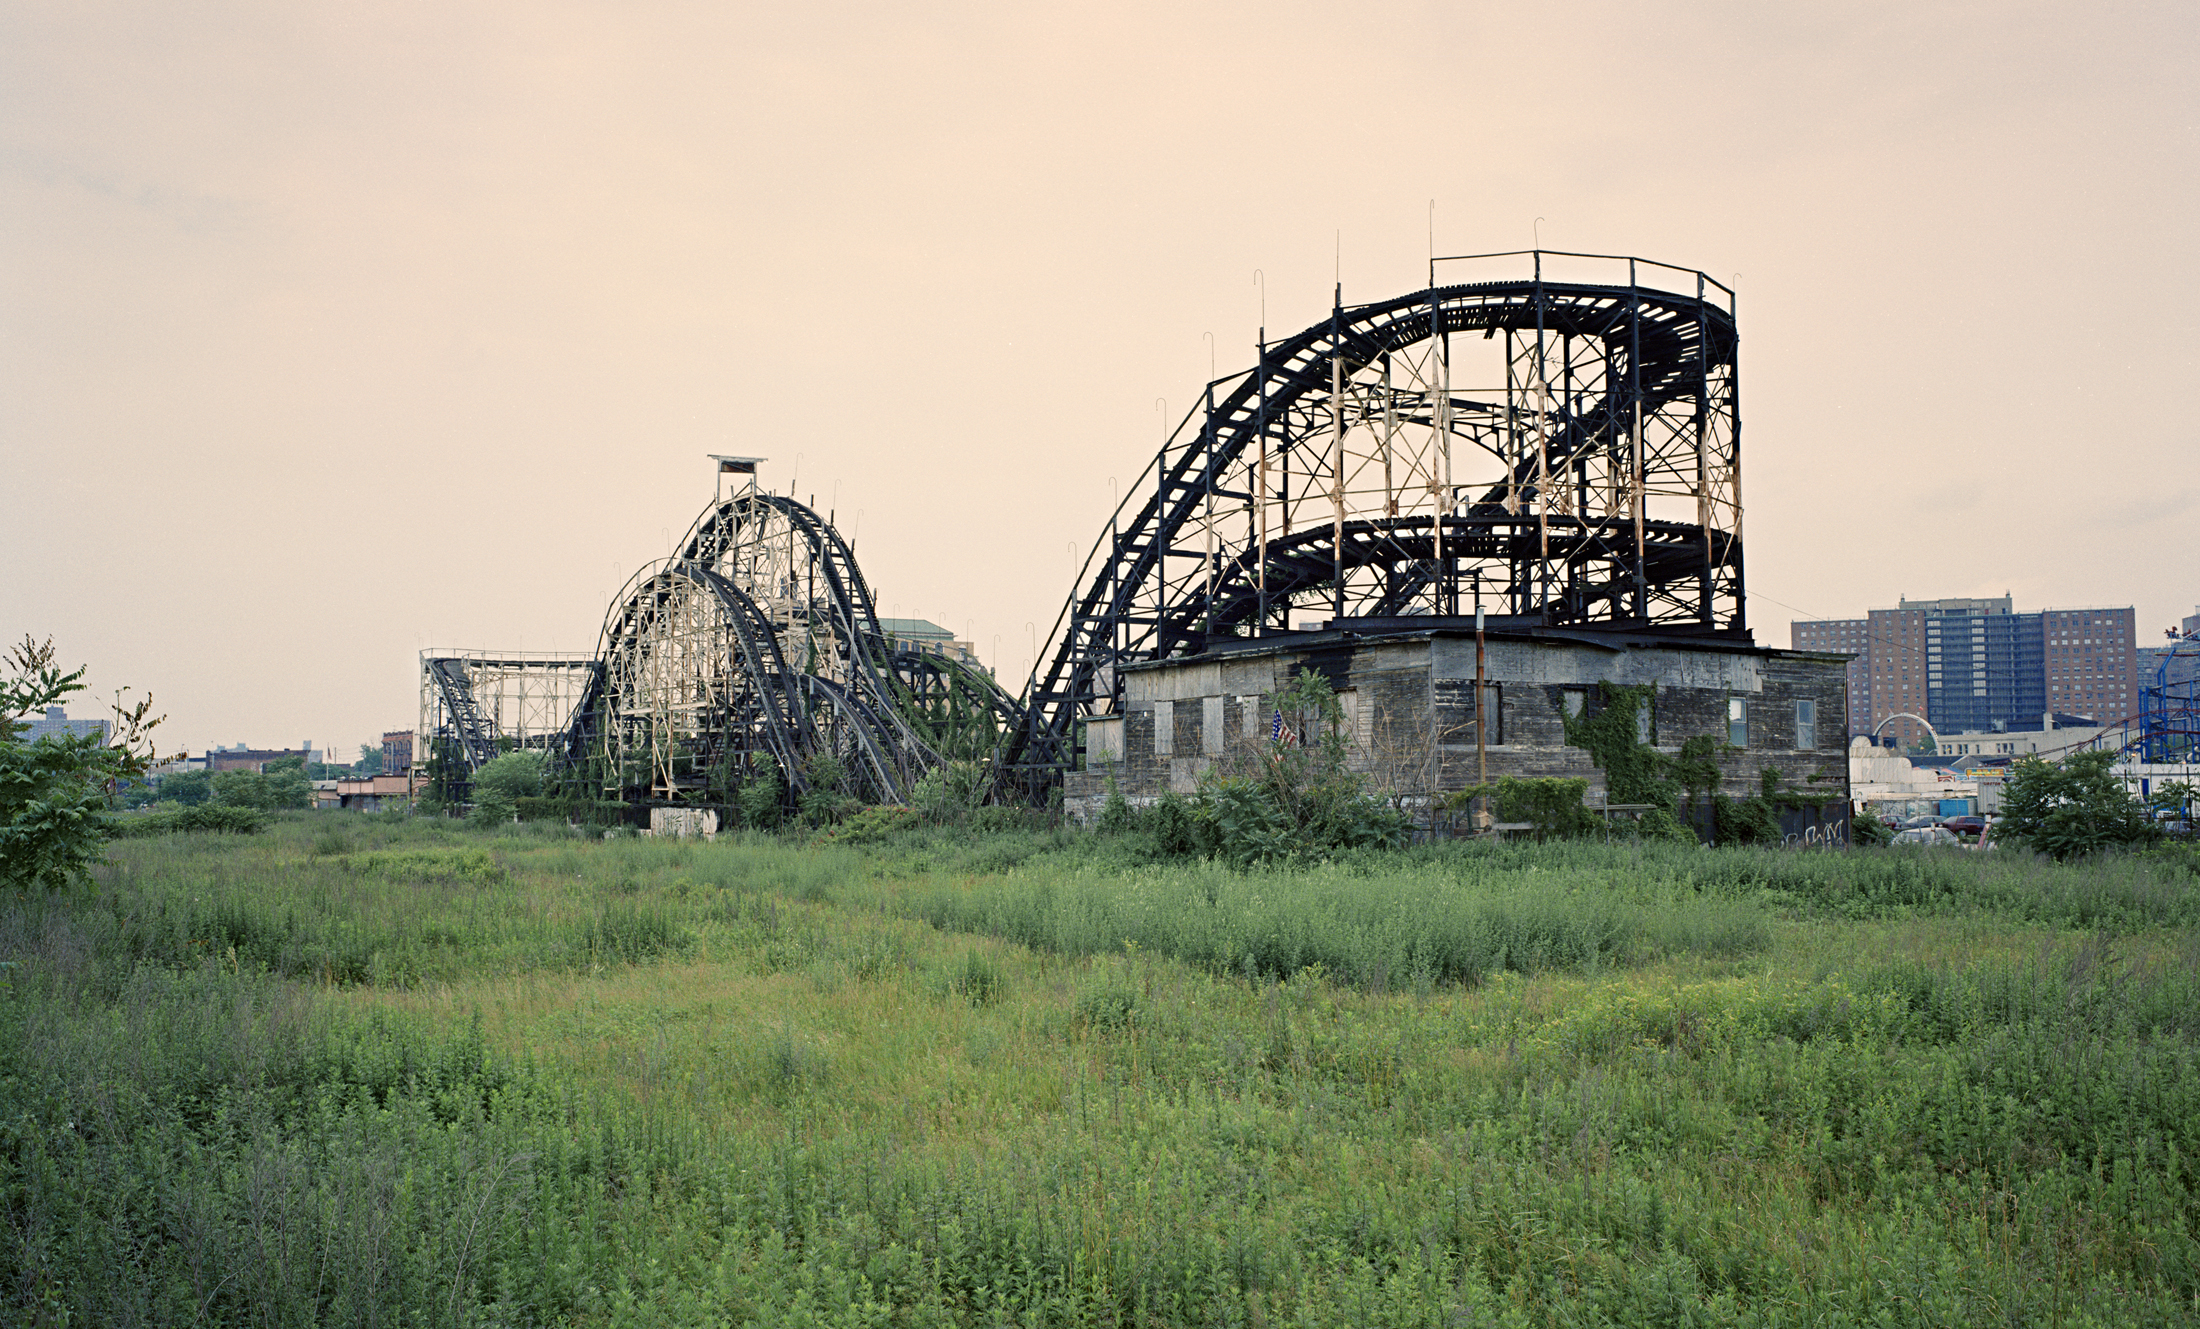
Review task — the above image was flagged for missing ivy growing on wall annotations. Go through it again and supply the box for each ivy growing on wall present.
[1557,683,1665,806]
[1555,683,1842,846]
[1550,684,1694,842]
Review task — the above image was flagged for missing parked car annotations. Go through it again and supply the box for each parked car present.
[1941,815,1988,837]
[1893,826,1961,846]
[1897,815,1945,830]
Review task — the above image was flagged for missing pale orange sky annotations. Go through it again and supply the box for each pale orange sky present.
[3,1,2194,757]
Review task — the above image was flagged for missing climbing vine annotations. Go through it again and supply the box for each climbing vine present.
[1555,684,1694,843]
[1556,684,1845,845]
[1558,683,1665,806]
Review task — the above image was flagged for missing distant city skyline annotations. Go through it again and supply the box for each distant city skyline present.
[1790,593,2186,747]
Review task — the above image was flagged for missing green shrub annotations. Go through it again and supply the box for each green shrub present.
[1451,776,1602,840]
[735,764,784,830]
[158,768,212,805]
[467,788,516,826]
[1631,804,1698,844]
[114,803,269,836]
[459,751,538,827]
[2138,840,2200,879]
[1851,808,1895,846]
[211,767,312,810]
[349,847,504,884]
[574,899,692,964]
[911,760,988,823]
[1097,776,1135,835]
[1997,748,2160,859]
[1074,971,1140,1029]
[824,804,918,844]
[1712,791,1782,845]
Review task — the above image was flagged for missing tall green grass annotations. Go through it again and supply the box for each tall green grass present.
[1403,836,2200,928]
[2,814,2196,1325]
[873,856,1771,988]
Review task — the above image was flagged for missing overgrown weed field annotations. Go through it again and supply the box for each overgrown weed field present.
[5,815,2198,1325]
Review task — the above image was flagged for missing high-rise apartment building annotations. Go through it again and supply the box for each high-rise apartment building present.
[2041,607,2137,720]
[1866,606,1932,747]
[1789,617,1870,731]
[1790,607,1934,747]
[1917,597,2046,735]
[1792,595,2138,748]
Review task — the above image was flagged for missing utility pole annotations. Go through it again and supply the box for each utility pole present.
[1475,593,1490,834]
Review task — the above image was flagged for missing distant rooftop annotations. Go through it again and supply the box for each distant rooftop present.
[1897,594,2013,617]
[22,707,108,745]
[879,618,954,640]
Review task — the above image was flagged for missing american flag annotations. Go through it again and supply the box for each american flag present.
[1271,709,1296,746]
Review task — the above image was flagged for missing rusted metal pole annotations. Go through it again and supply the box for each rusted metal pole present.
[1331,293,1346,623]
[1475,600,1490,832]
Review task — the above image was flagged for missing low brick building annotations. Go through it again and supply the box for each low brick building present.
[1066,621,1851,840]
[336,773,413,811]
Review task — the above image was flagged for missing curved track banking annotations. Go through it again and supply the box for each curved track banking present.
[1011,257,1745,779]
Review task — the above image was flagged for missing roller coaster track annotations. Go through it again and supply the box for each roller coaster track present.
[889,645,1029,764]
[589,559,818,801]
[448,253,1742,809]
[683,492,885,646]
[1009,259,1744,779]
[425,657,503,773]
[805,674,920,798]
[686,494,892,682]
[525,489,1001,809]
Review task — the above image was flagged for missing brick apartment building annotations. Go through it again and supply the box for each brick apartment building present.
[2041,606,2138,721]
[381,729,414,776]
[1792,595,2138,748]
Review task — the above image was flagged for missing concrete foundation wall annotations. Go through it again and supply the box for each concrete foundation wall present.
[1064,631,1851,827]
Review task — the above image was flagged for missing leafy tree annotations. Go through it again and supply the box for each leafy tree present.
[2149,781,2196,840]
[472,750,544,799]
[1996,749,2158,860]
[1850,808,1895,846]
[1,636,168,889]
[352,741,384,777]
[211,767,311,811]
[159,769,213,806]
[798,753,858,827]
[736,762,784,830]
[469,750,543,826]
